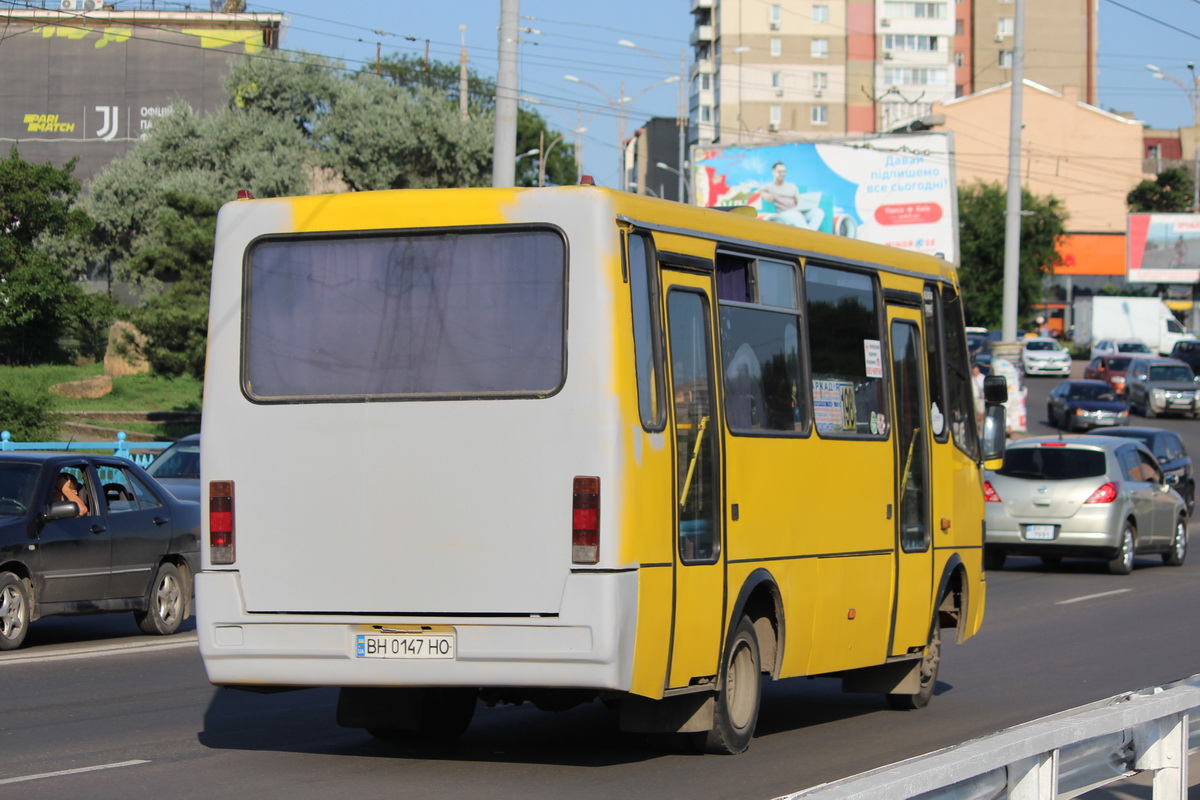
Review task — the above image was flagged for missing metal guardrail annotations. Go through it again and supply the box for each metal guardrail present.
[0,431,171,467]
[778,674,1200,800]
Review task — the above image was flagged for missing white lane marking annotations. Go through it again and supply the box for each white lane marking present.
[1056,588,1133,605]
[0,760,150,785]
[0,633,197,666]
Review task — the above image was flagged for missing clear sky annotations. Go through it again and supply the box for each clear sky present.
[252,0,1200,187]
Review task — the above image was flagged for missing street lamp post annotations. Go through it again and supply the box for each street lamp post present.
[619,40,690,203]
[655,161,692,203]
[1147,63,1200,211]
[564,74,633,189]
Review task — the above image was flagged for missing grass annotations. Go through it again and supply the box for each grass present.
[2,364,202,439]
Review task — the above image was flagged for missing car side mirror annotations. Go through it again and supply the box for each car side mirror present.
[1165,473,1179,486]
[41,501,80,521]
[980,405,1007,465]
[983,374,1007,404]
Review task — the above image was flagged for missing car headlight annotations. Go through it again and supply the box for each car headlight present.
[1112,376,1126,386]
[1153,388,1166,402]
[1118,408,1129,417]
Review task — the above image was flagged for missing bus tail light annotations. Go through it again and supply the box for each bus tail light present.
[983,480,1001,503]
[572,476,600,564]
[209,480,236,564]
[1085,482,1119,504]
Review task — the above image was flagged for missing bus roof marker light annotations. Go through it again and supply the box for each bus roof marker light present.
[579,175,596,186]
[237,190,255,200]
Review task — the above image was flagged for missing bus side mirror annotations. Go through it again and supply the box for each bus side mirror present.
[980,405,1006,465]
[983,374,1007,404]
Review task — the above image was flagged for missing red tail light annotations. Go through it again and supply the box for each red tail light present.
[983,480,1001,503]
[1085,482,1119,504]
[572,476,600,564]
[209,480,236,564]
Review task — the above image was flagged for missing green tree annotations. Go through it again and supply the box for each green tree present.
[374,53,577,187]
[0,388,62,441]
[958,181,1068,329]
[0,147,107,365]
[1127,166,1195,212]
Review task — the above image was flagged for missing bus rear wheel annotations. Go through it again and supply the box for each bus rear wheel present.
[693,616,761,755]
[886,618,941,710]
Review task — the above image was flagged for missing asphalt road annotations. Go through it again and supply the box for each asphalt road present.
[2,364,1199,800]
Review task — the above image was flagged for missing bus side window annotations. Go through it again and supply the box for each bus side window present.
[629,232,666,431]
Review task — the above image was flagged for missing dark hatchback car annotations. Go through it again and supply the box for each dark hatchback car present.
[1092,427,1195,515]
[145,433,200,504]
[0,452,200,650]
[1170,339,1200,374]
[1046,379,1129,432]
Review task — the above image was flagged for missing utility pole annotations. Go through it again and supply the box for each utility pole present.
[492,0,519,187]
[1001,0,1025,344]
[458,25,469,122]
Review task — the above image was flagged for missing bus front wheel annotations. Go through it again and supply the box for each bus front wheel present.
[693,616,762,755]
[885,618,941,710]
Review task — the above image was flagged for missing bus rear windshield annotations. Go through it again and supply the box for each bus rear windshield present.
[243,229,566,401]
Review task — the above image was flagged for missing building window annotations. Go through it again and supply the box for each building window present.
[811,38,829,58]
[954,51,964,68]
[955,84,965,97]
[996,17,1014,37]
[770,4,781,26]
[811,105,828,125]
[1148,144,1162,159]
[882,1,946,19]
[812,71,829,90]
[771,37,782,57]
[955,19,963,35]
[771,71,782,88]
[999,50,1013,69]
[884,34,940,52]
[884,67,949,86]
[770,104,782,127]
[701,105,712,122]
[701,74,711,90]
[813,4,829,23]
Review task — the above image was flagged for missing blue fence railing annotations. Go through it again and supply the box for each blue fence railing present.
[0,430,172,468]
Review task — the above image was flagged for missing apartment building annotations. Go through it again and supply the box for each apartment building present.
[689,0,1096,144]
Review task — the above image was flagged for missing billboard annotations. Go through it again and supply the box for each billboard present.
[1127,213,1200,284]
[0,14,277,184]
[691,133,958,261]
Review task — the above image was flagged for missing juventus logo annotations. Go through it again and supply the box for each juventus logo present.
[95,106,119,140]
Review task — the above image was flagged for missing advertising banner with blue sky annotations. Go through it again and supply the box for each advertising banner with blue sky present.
[692,133,957,263]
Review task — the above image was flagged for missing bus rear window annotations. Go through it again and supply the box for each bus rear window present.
[243,229,566,401]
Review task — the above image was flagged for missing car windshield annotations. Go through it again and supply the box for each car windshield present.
[1106,357,1131,371]
[1148,365,1194,382]
[0,464,40,515]
[997,447,1107,480]
[1117,342,1152,353]
[147,441,200,479]
[1026,341,1060,351]
[1066,384,1116,401]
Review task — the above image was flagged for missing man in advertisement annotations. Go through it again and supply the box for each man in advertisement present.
[759,161,825,231]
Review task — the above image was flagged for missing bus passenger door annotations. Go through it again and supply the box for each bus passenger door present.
[663,275,726,688]
[888,312,935,654]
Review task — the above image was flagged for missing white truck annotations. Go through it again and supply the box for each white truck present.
[1072,296,1196,356]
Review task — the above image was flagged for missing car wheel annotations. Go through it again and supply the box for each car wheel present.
[692,615,761,754]
[1047,405,1056,428]
[135,562,185,635]
[1108,524,1136,575]
[886,618,941,710]
[1145,402,1157,419]
[1164,518,1188,566]
[0,572,31,651]
[984,549,1006,571]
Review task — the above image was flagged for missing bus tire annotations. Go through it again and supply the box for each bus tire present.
[693,616,761,755]
[135,562,185,636]
[0,572,31,651]
[886,618,941,710]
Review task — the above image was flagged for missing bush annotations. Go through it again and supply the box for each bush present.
[0,388,63,441]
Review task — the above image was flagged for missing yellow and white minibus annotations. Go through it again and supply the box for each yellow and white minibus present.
[197,185,1005,753]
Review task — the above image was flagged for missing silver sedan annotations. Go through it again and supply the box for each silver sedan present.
[984,435,1188,574]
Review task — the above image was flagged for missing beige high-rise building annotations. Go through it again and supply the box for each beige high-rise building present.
[689,0,1097,145]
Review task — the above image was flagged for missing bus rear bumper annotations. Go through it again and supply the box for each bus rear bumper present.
[196,570,639,692]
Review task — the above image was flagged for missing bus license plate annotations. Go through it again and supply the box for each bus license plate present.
[1024,524,1056,541]
[356,633,455,659]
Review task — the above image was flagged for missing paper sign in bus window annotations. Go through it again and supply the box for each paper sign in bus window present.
[814,379,856,432]
[864,339,883,378]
